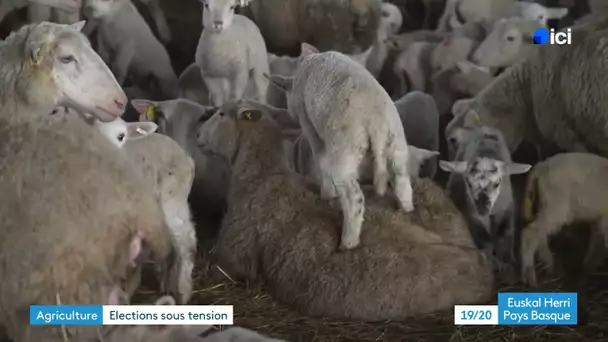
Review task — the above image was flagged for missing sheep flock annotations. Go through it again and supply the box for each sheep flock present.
[0,0,607,341]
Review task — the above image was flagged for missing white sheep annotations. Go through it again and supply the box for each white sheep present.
[0,21,174,341]
[519,152,608,286]
[470,18,542,68]
[366,2,403,79]
[445,23,608,158]
[124,133,197,305]
[270,43,415,251]
[501,1,568,27]
[195,0,269,106]
[440,126,531,265]
[83,0,178,99]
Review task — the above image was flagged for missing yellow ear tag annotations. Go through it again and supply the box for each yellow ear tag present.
[473,111,482,125]
[32,47,41,66]
[243,111,252,120]
[145,104,156,121]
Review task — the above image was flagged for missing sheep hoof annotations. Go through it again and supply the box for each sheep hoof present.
[399,201,414,213]
[338,237,360,251]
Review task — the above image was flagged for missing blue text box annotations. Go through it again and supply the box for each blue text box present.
[30,305,103,325]
[498,292,577,325]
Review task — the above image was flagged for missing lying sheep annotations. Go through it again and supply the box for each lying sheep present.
[446,23,608,157]
[470,18,541,68]
[195,0,269,106]
[244,0,381,56]
[125,133,197,305]
[519,152,608,286]
[501,1,568,27]
[196,100,494,321]
[83,0,178,99]
[130,98,229,218]
[273,43,416,251]
[440,126,531,264]
[0,21,174,341]
[0,0,79,23]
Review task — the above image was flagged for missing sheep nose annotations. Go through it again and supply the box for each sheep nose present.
[213,21,223,30]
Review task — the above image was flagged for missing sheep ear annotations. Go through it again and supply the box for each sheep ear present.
[126,121,158,140]
[503,162,531,175]
[439,160,468,174]
[410,146,440,162]
[240,109,262,122]
[300,42,319,57]
[131,99,158,121]
[30,46,43,66]
[70,20,86,32]
[264,73,293,93]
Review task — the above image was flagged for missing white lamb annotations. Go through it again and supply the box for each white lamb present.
[271,43,415,251]
[501,1,568,27]
[519,152,608,286]
[366,2,403,78]
[83,0,178,99]
[195,0,269,106]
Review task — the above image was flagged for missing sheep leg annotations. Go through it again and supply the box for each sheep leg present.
[388,148,414,212]
[28,3,51,23]
[203,76,227,107]
[253,73,269,104]
[146,0,171,43]
[112,42,135,86]
[369,128,389,197]
[494,213,516,265]
[333,156,365,251]
[229,69,249,102]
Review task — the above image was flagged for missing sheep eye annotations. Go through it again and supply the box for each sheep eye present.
[59,55,75,63]
[506,36,515,42]
[117,133,125,141]
[381,10,389,17]
[218,111,224,117]
[230,5,235,9]
[204,3,209,8]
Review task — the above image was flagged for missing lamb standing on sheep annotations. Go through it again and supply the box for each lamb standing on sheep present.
[446,22,608,157]
[272,43,416,251]
[196,99,493,321]
[125,133,197,304]
[0,21,174,341]
[520,152,608,286]
[195,0,269,106]
[83,0,178,99]
[440,126,531,265]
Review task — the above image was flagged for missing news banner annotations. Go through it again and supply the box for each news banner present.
[29,292,576,326]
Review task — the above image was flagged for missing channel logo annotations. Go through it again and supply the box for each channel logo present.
[533,28,571,45]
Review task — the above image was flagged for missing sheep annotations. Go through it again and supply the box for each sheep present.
[195,0,269,107]
[392,41,436,96]
[0,21,175,341]
[270,43,416,251]
[380,1,403,35]
[437,0,515,32]
[177,62,211,106]
[470,18,541,68]
[0,0,80,24]
[124,133,197,305]
[130,98,228,218]
[446,22,608,158]
[501,1,569,27]
[243,0,381,56]
[519,152,608,286]
[366,2,403,79]
[430,33,479,73]
[195,99,494,321]
[83,0,178,99]
[439,126,531,265]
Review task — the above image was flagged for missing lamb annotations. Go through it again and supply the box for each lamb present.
[0,21,174,341]
[470,18,541,68]
[439,126,531,265]
[196,99,494,321]
[83,0,178,99]
[519,152,608,286]
[130,98,228,217]
[243,0,381,56]
[195,0,269,107]
[446,23,608,157]
[272,43,416,251]
[366,2,403,78]
[124,133,197,305]
[501,1,569,27]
